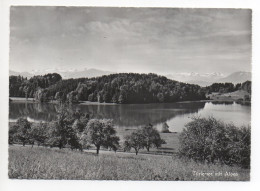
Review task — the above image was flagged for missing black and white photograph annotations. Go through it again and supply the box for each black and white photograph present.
[7,5,253,182]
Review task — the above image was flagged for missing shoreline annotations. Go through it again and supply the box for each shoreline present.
[9,96,250,105]
[9,97,118,105]
[9,97,35,103]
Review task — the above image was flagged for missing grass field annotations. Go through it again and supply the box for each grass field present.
[9,145,250,180]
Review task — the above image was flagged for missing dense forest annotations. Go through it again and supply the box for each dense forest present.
[9,73,251,104]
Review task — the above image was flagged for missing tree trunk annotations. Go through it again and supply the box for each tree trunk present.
[59,141,62,149]
[96,145,100,155]
[135,149,138,155]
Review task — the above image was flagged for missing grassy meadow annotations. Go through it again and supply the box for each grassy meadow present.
[207,90,250,102]
[9,145,249,181]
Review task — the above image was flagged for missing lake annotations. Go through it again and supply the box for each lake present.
[9,101,251,132]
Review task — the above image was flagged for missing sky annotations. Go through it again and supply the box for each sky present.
[9,7,252,75]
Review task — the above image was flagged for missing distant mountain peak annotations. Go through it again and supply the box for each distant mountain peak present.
[9,68,115,79]
[9,70,33,78]
[166,71,251,87]
[219,71,251,84]
[60,68,115,79]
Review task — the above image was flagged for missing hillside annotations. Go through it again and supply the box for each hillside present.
[9,71,252,104]
[208,90,250,102]
[9,73,206,104]
[10,69,252,87]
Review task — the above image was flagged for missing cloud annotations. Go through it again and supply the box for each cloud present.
[9,7,251,75]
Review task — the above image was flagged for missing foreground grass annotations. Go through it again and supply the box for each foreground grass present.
[9,146,249,180]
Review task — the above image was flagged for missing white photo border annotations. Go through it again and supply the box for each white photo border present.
[1,1,260,191]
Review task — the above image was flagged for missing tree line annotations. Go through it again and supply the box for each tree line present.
[10,73,206,104]
[9,73,62,99]
[9,106,166,155]
[9,73,251,104]
[205,81,251,94]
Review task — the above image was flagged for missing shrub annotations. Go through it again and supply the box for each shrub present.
[9,124,18,145]
[13,118,32,146]
[30,122,49,146]
[178,116,250,168]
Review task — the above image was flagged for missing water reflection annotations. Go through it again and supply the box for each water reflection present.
[9,102,205,126]
[162,102,251,132]
[211,101,234,105]
[9,101,250,132]
[9,102,60,122]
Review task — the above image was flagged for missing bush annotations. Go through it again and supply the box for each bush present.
[30,122,49,146]
[9,124,18,145]
[11,118,32,146]
[178,117,250,168]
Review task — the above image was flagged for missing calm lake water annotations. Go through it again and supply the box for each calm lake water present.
[9,101,251,132]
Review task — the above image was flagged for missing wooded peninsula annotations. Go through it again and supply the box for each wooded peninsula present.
[9,73,251,104]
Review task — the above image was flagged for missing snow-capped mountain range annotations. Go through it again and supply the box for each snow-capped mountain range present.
[10,68,114,79]
[9,69,251,87]
[166,72,225,86]
[59,68,113,79]
[166,71,251,86]
[9,70,34,79]
[218,71,251,84]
